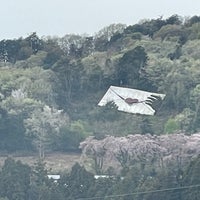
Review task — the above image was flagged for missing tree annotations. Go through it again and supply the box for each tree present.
[0,67,58,107]
[153,24,186,41]
[57,34,85,58]
[80,136,108,174]
[124,23,149,35]
[94,24,126,52]
[0,158,31,200]
[58,120,90,152]
[166,14,183,25]
[175,108,195,133]
[52,57,85,107]
[81,37,95,57]
[167,45,182,60]
[24,105,69,158]
[29,159,54,200]
[124,17,166,37]
[161,66,193,111]
[80,133,200,175]
[95,23,126,41]
[60,163,95,199]
[117,46,148,88]
[164,118,180,134]
[26,32,42,54]
[188,22,200,40]
[0,92,43,151]
[185,15,200,27]
[24,68,58,106]
[188,84,200,131]
[182,155,200,200]
[43,41,64,67]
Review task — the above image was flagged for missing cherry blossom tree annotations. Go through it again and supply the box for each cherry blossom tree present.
[80,133,200,174]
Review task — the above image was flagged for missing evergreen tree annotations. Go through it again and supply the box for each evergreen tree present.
[0,158,31,200]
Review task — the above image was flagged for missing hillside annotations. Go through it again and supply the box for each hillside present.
[0,14,200,156]
[1,14,200,200]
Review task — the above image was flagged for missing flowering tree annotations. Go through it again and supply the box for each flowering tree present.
[80,133,200,174]
[24,105,69,159]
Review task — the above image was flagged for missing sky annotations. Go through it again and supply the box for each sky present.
[1,0,200,40]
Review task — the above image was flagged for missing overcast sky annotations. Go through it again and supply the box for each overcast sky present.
[1,0,200,40]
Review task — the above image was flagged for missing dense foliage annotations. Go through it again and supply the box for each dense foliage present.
[0,14,200,199]
[0,156,200,200]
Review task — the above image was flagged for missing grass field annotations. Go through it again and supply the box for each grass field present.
[0,152,81,173]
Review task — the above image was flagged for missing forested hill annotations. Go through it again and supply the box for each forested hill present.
[1,13,200,200]
[0,14,200,155]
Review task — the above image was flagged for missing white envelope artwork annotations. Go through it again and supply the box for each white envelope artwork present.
[98,86,166,115]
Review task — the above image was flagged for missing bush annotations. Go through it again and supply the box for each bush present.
[164,118,180,134]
